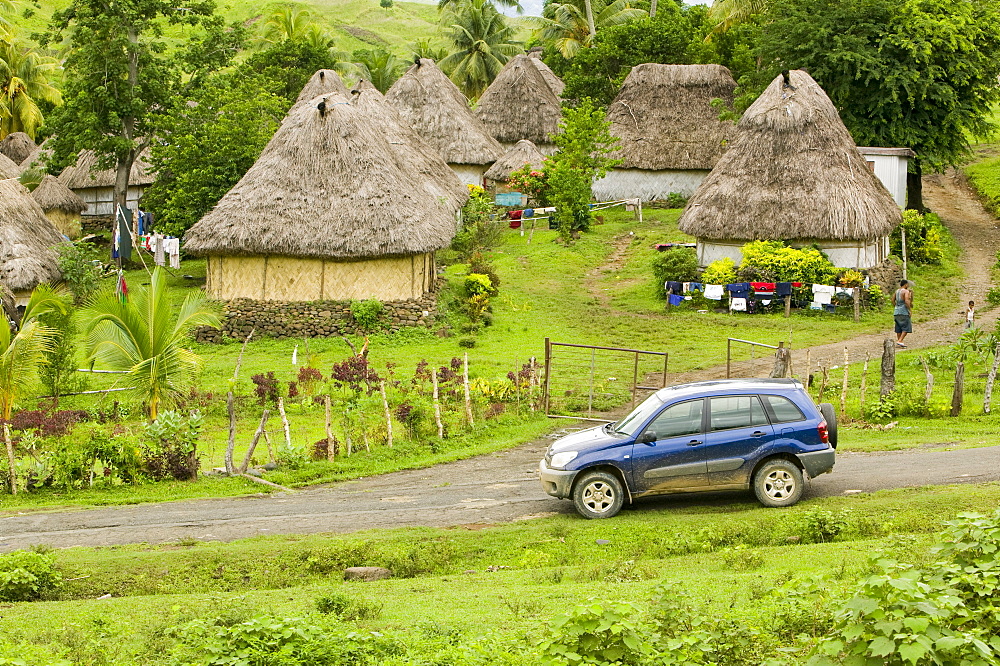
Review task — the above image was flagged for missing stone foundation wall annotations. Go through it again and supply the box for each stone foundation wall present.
[195,293,439,343]
[865,258,904,297]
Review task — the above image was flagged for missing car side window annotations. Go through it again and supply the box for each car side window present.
[760,395,806,423]
[644,399,704,440]
[709,396,769,431]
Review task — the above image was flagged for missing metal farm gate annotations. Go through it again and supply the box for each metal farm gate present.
[542,338,668,421]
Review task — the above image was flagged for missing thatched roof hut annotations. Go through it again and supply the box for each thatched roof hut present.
[31,175,86,239]
[184,88,468,303]
[0,132,36,165]
[0,179,63,300]
[527,50,564,96]
[484,139,546,187]
[295,69,348,104]
[19,139,52,169]
[58,148,156,216]
[0,152,21,180]
[386,58,503,187]
[678,70,901,269]
[476,54,562,154]
[593,64,737,202]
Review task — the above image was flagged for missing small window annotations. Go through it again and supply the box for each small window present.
[761,395,806,423]
[709,396,769,431]
[645,399,704,440]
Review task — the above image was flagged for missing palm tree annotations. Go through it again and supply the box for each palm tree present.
[0,39,62,140]
[532,0,645,59]
[410,37,449,64]
[437,0,523,13]
[258,4,320,45]
[0,284,66,494]
[84,267,221,422]
[0,0,15,39]
[439,0,521,98]
[353,49,404,93]
[708,0,769,34]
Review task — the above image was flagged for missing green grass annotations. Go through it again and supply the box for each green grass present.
[2,483,998,663]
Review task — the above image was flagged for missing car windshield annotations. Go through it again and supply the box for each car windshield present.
[612,393,665,436]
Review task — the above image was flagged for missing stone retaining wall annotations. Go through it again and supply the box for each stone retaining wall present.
[195,293,439,343]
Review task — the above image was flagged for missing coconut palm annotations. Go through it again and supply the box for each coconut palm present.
[0,284,66,495]
[84,267,221,422]
[708,0,769,34]
[409,37,449,64]
[437,0,522,13]
[0,39,62,140]
[353,49,405,93]
[439,0,521,98]
[532,0,645,59]
[258,4,321,45]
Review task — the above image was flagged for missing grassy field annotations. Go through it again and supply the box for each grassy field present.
[2,482,999,663]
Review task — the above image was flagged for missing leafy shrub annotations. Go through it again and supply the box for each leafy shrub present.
[464,273,496,297]
[701,257,738,285]
[143,410,203,480]
[797,508,849,543]
[651,248,699,298]
[349,299,386,333]
[468,251,501,291]
[664,192,687,208]
[458,336,476,348]
[55,241,102,304]
[538,600,647,666]
[721,544,765,570]
[740,241,839,284]
[507,164,552,205]
[987,286,1000,306]
[890,210,944,265]
[452,185,505,260]
[0,550,62,602]
[251,371,281,405]
[864,395,896,422]
[10,409,88,437]
[315,592,383,621]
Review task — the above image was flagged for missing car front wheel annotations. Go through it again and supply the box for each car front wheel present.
[753,459,803,507]
[572,470,625,519]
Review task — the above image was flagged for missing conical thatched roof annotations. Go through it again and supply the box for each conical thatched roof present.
[19,139,51,169]
[0,152,20,179]
[476,54,562,146]
[296,69,348,104]
[32,175,86,213]
[527,51,565,96]
[184,90,469,260]
[386,59,502,166]
[0,132,36,165]
[608,64,736,170]
[0,179,63,292]
[678,70,901,242]
[58,148,156,189]
[484,139,547,183]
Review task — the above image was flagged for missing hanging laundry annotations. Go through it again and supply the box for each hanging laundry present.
[776,282,794,297]
[523,208,534,219]
[164,237,181,269]
[813,292,833,305]
[725,282,751,299]
[750,282,776,292]
[682,282,691,293]
[688,282,703,292]
[508,210,522,220]
[730,298,748,312]
[116,271,128,304]
[836,287,856,300]
[665,281,683,295]
[154,234,165,267]
[812,284,836,296]
[115,205,133,261]
[704,284,724,300]
[668,294,684,307]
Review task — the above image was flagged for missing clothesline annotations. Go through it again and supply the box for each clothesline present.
[664,280,868,313]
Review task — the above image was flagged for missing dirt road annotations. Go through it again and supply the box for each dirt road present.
[3,434,1000,552]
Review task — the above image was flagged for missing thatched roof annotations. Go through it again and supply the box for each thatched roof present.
[0,132,36,165]
[608,64,736,170]
[58,148,156,189]
[296,69,348,104]
[386,59,503,166]
[678,70,901,242]
[527,51,565,96]
[32,175,86,213]
[484,139,547,182]
[183,89,469,260]
[476,55,562,146]
[0,179,63,292]
[19,139,51,169]
[0,152,20,180]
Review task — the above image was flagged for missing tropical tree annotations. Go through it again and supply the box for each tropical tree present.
[0,0,16,38]
[0,284,67,494]
[0,39,62,139]
[353,49,404,92]
[410,37,449,63]
[532,0,645,59]
[439,0,521,98]
[258,4,321,45]
[708,0,768,34]
[84,267,221,422]
[437,0,522,13]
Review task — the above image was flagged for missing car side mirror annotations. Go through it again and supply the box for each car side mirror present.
[637,431,657,445]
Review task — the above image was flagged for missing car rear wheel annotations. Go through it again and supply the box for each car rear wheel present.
[753,459,804,507]
[818,402,838,448]
[572,470,624,519]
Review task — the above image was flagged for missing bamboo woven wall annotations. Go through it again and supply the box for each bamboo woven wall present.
[43,209,82,239]
[205,253,435,301]
[448,163,487,188]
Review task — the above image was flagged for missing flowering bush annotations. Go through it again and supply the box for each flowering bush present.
[507,164,551,204]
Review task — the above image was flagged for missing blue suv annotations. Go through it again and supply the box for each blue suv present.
[539,379,836,518]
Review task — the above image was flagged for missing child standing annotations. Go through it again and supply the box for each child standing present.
[966,301,976,329]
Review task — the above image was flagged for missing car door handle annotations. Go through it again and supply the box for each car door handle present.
[687,439,703,446]
[751,431,767,438]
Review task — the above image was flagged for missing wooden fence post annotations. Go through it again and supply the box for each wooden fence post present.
[226,329,254,475]
[770,344,790,378]
[432,371,444,439]
[463,353,474,427]
[238,410,270,474]
[919,357,934,403]
[859,352,870,409]
[380,381,393,448]
[880,339,895,397]
[818,365,829,403]
[840,347,849,417]
[951,362,965,417]
[984,343,1000,414]
[277,397,292,451]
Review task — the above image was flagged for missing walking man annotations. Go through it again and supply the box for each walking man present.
[893,279,913,347]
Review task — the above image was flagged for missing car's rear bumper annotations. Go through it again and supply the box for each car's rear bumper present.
[538,460,579,498]
[797,448,835,478]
